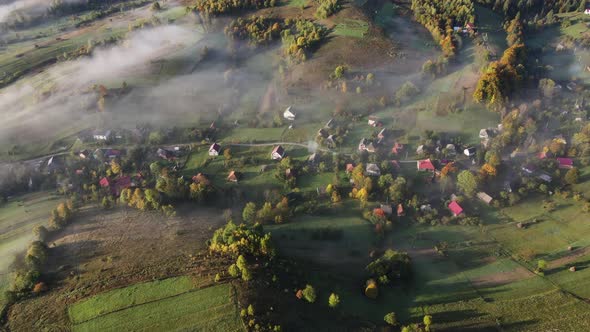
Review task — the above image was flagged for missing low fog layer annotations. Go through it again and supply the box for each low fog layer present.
[0,23,259,147]
[0,0,82,22]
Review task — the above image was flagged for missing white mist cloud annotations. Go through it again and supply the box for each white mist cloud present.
[0,0,82,23]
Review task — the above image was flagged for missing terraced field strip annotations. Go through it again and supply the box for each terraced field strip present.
[69,279,244,332]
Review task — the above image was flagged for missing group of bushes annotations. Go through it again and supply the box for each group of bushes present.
[315,0,341,19]
[281,19,328,63]
[410,0,474,57]
[224,16,283,47]
[193,0,276,16]
[5,197,80,304]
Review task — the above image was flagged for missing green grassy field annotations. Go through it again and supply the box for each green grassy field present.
[284,0,307,8]
[0,191,60,315]
[332,19,369,39]
[265,194,590,329]
[69,278,244,332]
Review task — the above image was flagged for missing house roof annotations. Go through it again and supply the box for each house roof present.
[272,145,285,155]
[366,163,380,173]
[557,157,573,168]
[209,143,221,152]
[448,201,464,215]
[397,204,404,215]
[284,106,295,116]
[380,204,392,215]
[418,159,435,170]
[114,176,131,190]
[99,177,110,187]
[477,192,493,204]
[192,173,210,185]
[227,171,238,182]
[392,142,404,154]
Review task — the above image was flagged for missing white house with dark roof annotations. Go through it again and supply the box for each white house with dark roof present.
[209,143,221,156]
[283,106,296,121]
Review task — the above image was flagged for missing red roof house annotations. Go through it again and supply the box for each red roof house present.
[227,171,239,182]
[397,204,405,217]
[557,158,573,169]
[417,159,435,171]
[346,163,355,173]
[113,176,131,196]
[448,201,464,216]
[392,142,404,154]
[99,177,110,187]
[192,173,211,186]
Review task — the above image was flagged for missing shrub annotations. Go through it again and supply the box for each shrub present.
[228,264,240,277]
[32,225,48,242]
[384,312,397,326]
[328,293,340,308]
[302,284,316,303]
[241,266,253,281]
[365,279,378,299]
[32,282,48,294]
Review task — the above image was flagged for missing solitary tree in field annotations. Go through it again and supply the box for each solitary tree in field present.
[242,202,257,223]
[328,293,340,308]
[457,170,478,197]
[302,284,316,303]
[384,312,397,326]
[565,167,580,185]
[423,315,433,331]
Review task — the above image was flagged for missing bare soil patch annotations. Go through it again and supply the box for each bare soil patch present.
[6,204,226,331]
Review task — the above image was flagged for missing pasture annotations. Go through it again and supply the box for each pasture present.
[0,192,60,312]
[332,19,369,39]
[69,278,243,332]
[265,193,590,330]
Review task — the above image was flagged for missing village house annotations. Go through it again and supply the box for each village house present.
[308,153,319,164]
[417,159,435,171]
[93,129,112,141]
[271,145,285,160]
[380,204,392,216]
[448,201,464,216]
[377,128,387,141]
[285,168,295,179]
[283,106,296,121]
[46,156,63,174]
[209,143,222,156]
[366,163,381,176]
[78,149,91,159]
[326,134,336,147]
[227,171,239,183]
[192,173,210,186]
[346,163,355,173]
[464,147,476,157]
[358,138,376,153]
[317,128,328,138]
[367,116,381,127]
[557,157,574,169]
[537,173,552,183]
[416,145,425,155]
[521,164,536,175]
[325,118,334,128]
[585,8,590,14]
[157,148,175,161]
[99,176,132,196]
[391,142,404,155]
[397,204,405,217]
[477,192,493,205]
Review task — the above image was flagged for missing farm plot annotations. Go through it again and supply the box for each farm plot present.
[69,280,244,332]
[0,192,60,312]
